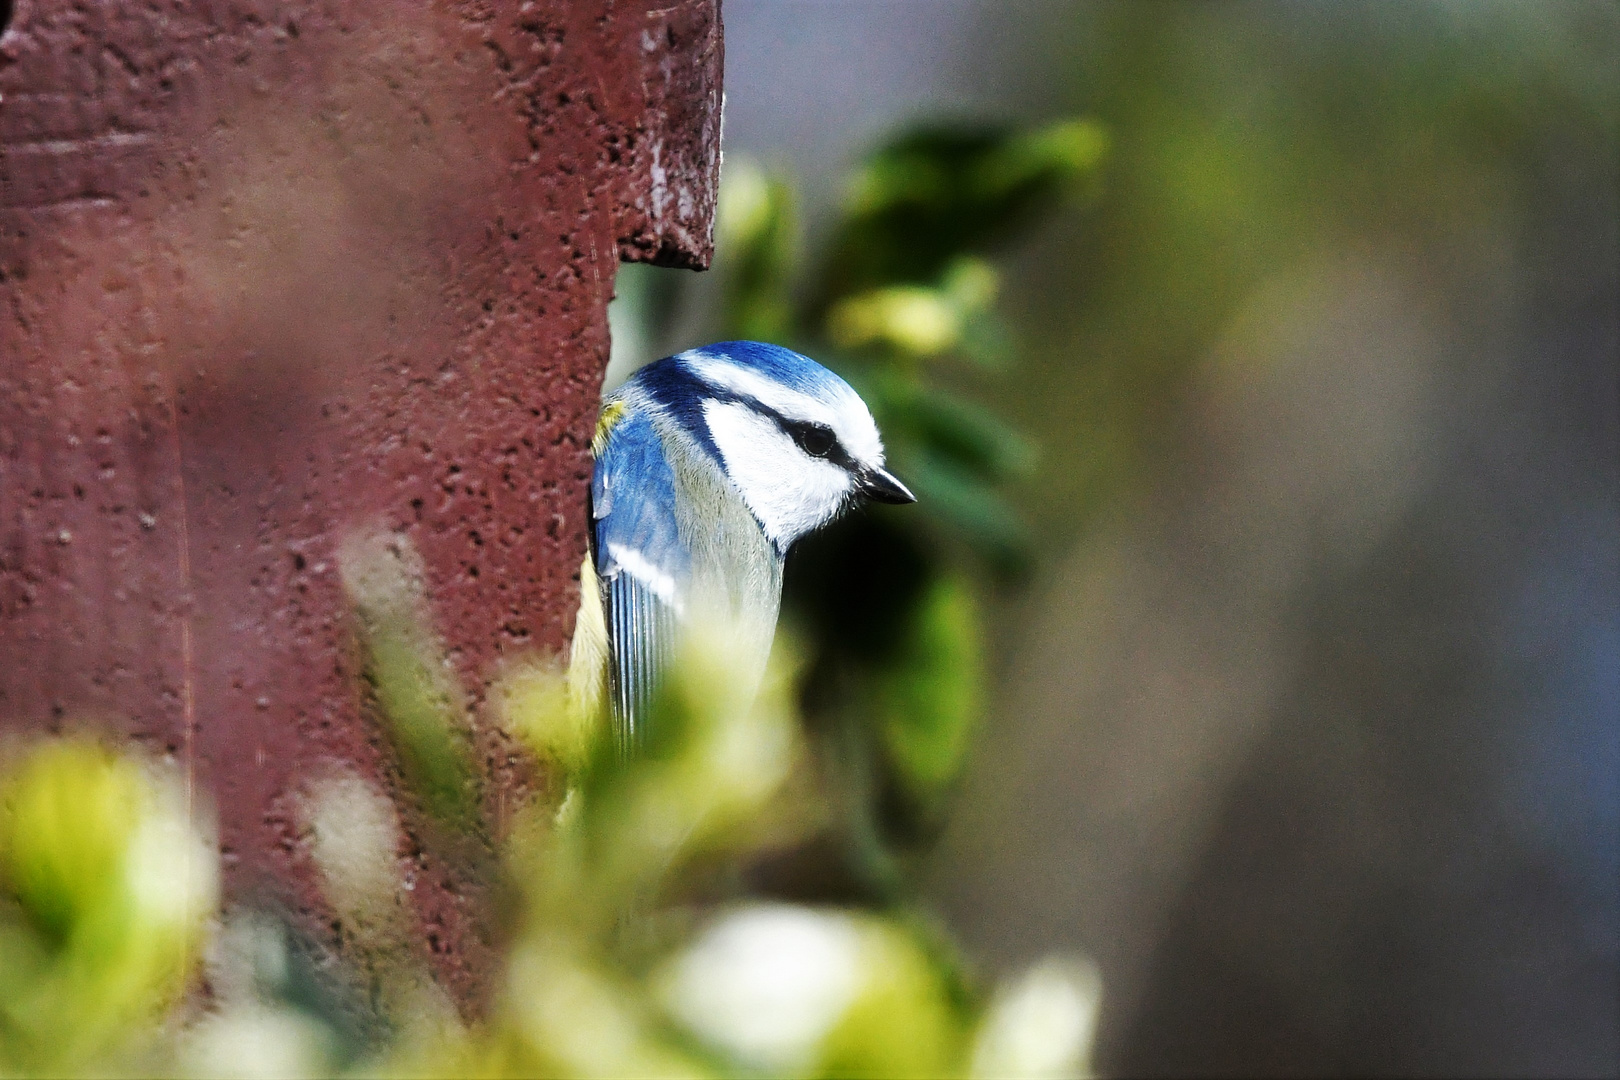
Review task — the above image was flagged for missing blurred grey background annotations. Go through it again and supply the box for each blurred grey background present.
[718,3,1618,1076]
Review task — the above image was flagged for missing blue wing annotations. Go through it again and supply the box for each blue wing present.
[591,406,687,755]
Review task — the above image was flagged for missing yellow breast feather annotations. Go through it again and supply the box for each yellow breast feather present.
[592,400,627,458]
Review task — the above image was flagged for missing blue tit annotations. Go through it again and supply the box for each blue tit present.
[571,340,915,755]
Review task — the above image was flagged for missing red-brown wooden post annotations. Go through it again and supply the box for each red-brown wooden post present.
[0,0,720,1007]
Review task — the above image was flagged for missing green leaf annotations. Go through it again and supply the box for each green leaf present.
[875,576,983,805]
[969,118,1110,206]
[824,258,1003,361]
[338,532,481,832]
[827,284,962,356]
[0,740,215,1072]
[817,118,1109,300]
[365,621,481,830]
[0,742,140,946]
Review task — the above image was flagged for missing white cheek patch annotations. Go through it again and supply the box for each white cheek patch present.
[702,400,854,545]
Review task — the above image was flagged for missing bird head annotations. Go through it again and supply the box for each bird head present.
[632,341,915,547]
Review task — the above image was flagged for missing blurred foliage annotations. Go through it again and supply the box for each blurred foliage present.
[0,739,215,1074]
[823,121,1107,301]
[0,618,1099,1077]
[0,111,1110,1080]
[610,117,1107,892]
[872,576,983,808]
[362,622,482,829]
[338,528,483,831]
[971,5,1620,573]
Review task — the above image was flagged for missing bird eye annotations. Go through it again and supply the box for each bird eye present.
[787,421,837,459]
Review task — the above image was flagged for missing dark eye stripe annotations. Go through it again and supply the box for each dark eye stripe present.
[660,361,857,470]
[784,419,837,458]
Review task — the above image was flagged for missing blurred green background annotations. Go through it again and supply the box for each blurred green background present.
[614,2,1619,1076]
[1,4,1614,1078]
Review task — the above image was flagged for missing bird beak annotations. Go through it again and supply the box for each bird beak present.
[859,465,916,505]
